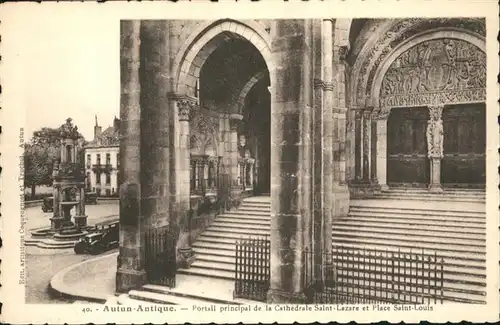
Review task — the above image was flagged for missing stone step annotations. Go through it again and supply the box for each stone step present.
[332,225,485,242]
[203,228,269,238]
[372,195,485,203]
[334,219,486,234]
[234,207,271,213]
[210,220,270,231]
[381,190,485,197]
[349,206,485,218]
[177,266,234,280]
[216,215,271,223]
[332,233,485,254]
[128,290,201,305]
[347,211,485,225]
[141,283,244,305]
[333,262,485,287]
[240,202,271,208]
[343,216,485,230]
[332,278,485,304]
[223,210,271,217]
[332,240,485,262]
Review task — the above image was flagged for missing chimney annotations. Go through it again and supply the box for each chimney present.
[113,116,120,132]
[94,115,102,140]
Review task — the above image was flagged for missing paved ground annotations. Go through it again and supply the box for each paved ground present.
[25,202,119,304]
[27,203,119,231]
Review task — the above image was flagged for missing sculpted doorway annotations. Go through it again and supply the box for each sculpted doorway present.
[387,107,430,187]
[441,103,486,188]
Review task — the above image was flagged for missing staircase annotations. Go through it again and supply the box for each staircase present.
[178,196,271,280]
[127,194,486,304]
[335,199,486,304]
[373,187,486,203]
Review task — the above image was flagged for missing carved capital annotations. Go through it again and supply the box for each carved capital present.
[428,104,444,121]
[362,107,374,119]
[229,114,243,132]
[178,100,195,122]
[374,109,391,120]
[354,110,363,120]
[338,45,349,62]
[323,82,335,91]
[313,78,324,90]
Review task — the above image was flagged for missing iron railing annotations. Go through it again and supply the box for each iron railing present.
[233,236,270,302]
[303,246,445,304]
[144,226,177,288]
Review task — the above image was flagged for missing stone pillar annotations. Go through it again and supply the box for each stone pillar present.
[354,110,363,181]
[362,108,372,182]
[229,114,243,208]
[175,96,197,268]
[427,104,444,193]
[267,19,313,304]
[74,187,87,228]
[116,20,147,293]
[321,19,334,262]
[333,42,350,219]
[375,111,389,191]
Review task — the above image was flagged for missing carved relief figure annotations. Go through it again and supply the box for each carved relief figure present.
[380,38,486,108]
[238,134,252,158]
[426,106,444,159]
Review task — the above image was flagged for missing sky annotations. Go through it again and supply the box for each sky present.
[12,8,120,141]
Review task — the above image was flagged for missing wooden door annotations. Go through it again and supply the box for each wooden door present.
[441,104,485,187]
[387,107,430,186]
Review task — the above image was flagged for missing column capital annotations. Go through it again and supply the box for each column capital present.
[428,104,445,119]
[169,94,198,122]
[229,114,243,131]
[372,108,390,120]
[313,79,335,91]
[338,45,349,62]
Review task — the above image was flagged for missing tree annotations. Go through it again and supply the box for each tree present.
[24,125,85,198]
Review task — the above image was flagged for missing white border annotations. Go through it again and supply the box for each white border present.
[1,1,498,324]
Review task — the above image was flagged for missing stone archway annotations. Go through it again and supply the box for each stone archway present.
[368,29,486,189]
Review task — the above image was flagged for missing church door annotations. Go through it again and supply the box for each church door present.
[387,107,430,187]
[441,103,486,188]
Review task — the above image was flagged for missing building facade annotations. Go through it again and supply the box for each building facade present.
[117,18,486,302]
[84,117,120,196]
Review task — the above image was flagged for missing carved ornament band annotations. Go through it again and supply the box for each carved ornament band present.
[313,79,335,91]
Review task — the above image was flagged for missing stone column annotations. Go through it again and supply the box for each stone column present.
[74,187,87,228]
[229,114,243,208]
[321,19,334,262]
[175,96,197,268]
[267,19,313,304]
[116,20,147,293]
[354,110,363,181]
[427,104,444,193]
[362,108,372,182]
[375,110,390,190]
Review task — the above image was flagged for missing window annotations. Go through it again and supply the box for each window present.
[106,173,111,185]
[86,172,91,190]
[96,172,101,185]
[96,154,101,165]
[106,153,111,165]
[86,154,91,168]
[117,153,120,168]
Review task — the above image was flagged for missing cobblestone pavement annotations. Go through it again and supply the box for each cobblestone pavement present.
[25,202,119,304]
[27,203,119,231]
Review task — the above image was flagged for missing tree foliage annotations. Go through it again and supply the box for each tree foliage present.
[24,125,86,196]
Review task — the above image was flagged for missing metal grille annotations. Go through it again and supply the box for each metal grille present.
[304,246,445,304]
[233,236,270,302]
[144,226,176,288]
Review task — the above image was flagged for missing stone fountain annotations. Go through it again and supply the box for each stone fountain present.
[28,118,91,248]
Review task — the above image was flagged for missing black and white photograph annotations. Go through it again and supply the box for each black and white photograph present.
[1,2,498,324]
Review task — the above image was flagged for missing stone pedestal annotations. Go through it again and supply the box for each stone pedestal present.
[428,158,443,192]
[267,289,307,304]
[50,216,65,230]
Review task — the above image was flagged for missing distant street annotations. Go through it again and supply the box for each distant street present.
[27,202,119,231]
[25,202,119,304]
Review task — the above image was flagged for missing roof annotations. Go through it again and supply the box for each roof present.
[85,125,119,148]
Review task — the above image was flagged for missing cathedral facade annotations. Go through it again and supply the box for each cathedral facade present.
[117,18,486,302]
